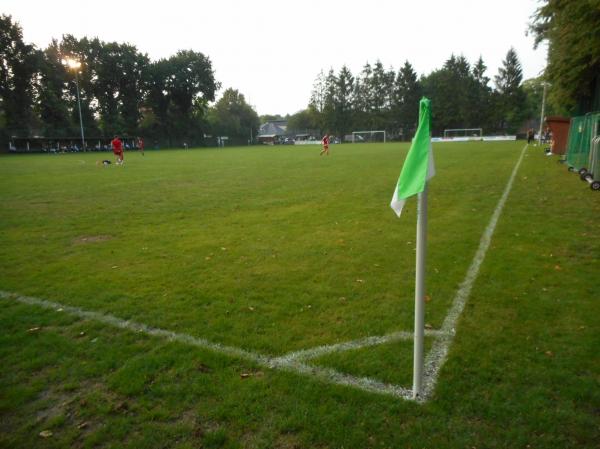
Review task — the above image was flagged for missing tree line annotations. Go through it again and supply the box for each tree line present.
[288,0,600,139]
[0,15,259,150]
[3,0,597,149]
[529,0,600,114]
[287,49,540,139]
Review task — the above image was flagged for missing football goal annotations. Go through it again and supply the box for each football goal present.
[443,128,483,139]
[352,130,386,143]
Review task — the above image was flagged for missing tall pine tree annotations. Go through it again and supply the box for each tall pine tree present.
[394,61,422,138]
[333,65,354,137]
[494,48,526,133]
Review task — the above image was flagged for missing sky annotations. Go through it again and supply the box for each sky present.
[3,0,547,116]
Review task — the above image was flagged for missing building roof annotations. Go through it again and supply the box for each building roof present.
[259,121,287,136]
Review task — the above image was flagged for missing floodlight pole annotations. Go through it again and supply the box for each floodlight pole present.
[537,82,547,147]
[413,184,428,399]
[74,71,85,151]
[63,58,86,151]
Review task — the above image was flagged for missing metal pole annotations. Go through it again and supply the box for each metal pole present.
[413,184,427,399]
[537,83,547,146]
[74,71,85,151]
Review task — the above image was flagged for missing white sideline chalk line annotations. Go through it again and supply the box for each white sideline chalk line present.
[272,143,528,400]
[419,143,529,400]
[0,145,527,401]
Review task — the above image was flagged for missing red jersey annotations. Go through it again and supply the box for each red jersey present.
[138,138,144,149]
[322,135,329,146]
[112,138,123,153]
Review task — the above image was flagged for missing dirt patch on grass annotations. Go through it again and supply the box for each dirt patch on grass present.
[73,235,113,245]
[194,419,222,438]
[274,433,303,449]
[32,383,102,442]
[34,388,74,424]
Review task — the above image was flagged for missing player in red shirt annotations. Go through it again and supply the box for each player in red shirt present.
[137,137,144,156]
[111,135,124,165]
[320,134,330,156]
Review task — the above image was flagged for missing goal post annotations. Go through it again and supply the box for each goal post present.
[443,128,483,138]
[352,130,386,143]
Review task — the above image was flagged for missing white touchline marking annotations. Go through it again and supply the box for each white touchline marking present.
[0,144,527,401]
[419,144,529,400]
[272,144,528,401]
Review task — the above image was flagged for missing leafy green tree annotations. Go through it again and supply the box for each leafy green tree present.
[260,114,285,122]
[1,18,220,147]
[530,0,600,113]
[167,50,217,116]
[422,55,478,134]
[37,40,72,138]
[93,40,126,135]
[116,43,149,135]
[59,35,100,138]
[287,109,318,134]
[207,88,259,145]
[144,50,217,145]
[0,14,39,141]
[88,41,151,137]
[144,59,171,140]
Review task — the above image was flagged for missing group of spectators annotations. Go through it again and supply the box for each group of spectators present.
[36,139,141,153]
[93,140,139,152]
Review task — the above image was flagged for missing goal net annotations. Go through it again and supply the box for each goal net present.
[352,130,386,143]
[443,128,482,139]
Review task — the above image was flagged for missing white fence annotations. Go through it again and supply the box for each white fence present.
[294,140,323,145]
[431,136,516,143]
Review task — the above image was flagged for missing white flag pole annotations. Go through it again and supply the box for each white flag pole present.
[413,183,427,399]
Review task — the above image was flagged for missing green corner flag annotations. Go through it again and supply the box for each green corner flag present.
[390,97,435,217]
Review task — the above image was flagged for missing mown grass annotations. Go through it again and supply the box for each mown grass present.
[0,142,598,448]
[0,143,517,354]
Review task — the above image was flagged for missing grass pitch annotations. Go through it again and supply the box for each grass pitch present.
[1,142,598,448]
